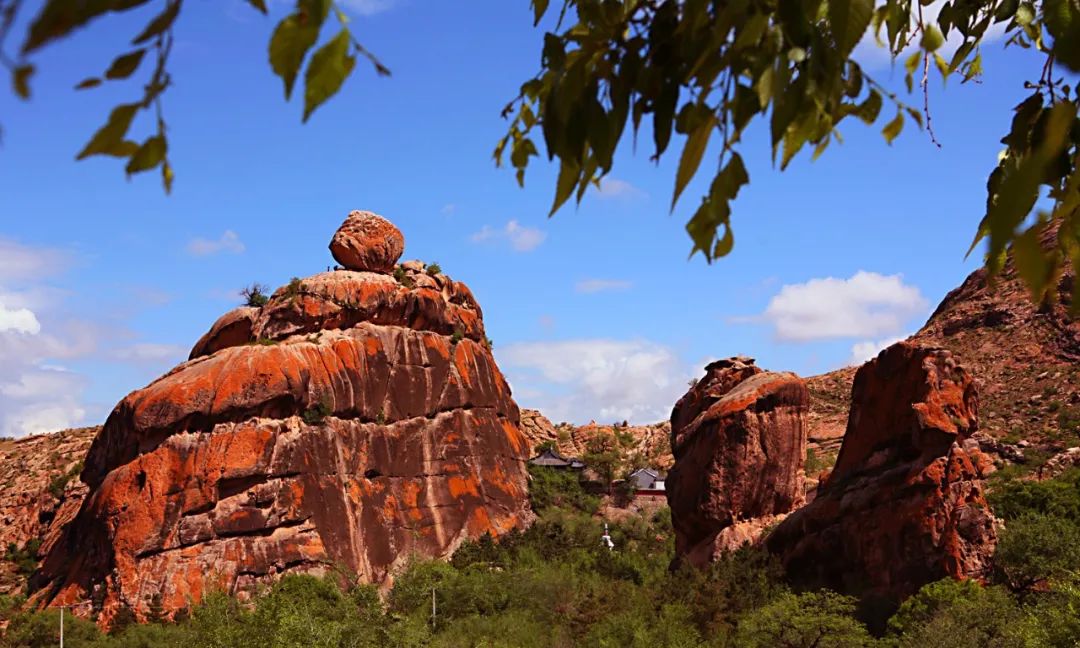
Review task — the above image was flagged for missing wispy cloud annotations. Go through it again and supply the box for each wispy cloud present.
[575,278,633,294]
[110,342,187,365]
[186,230,246,256]
[0,238,68,281]
[593,177,646,200]
[470,220,547,252]
[339,0,401,16]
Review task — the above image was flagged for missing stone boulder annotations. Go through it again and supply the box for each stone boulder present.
[667,357,809,567]
[36,213,529,625]
[329,210,405,273]
[766,342,998,603]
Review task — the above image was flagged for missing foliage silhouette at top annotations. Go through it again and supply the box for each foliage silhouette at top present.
[3,0,1080,310]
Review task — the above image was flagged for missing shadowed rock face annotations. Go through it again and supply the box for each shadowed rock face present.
[667,357,809,568]
[766,342,997,603]
[36,214,529,624]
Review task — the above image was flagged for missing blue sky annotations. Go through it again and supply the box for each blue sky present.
[0,0,1061,433]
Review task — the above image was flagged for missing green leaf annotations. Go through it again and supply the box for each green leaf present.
[854,89,882,124]
[829,0,874,59]
[13,65,33,99]
[686,153,749,260]
[1012,223,1052,301]
[756,65,774,109]
[933,52,949,80]
[1015,2,1035,26]
[76,103,140,160]
[132,1,181,45]
[904,50,921,93]
[269,12,324,99]
[302,29,356,122]
[1046,0,1080,70]
[162,160,175,194]
[21,0,153,54]
[882,111,904,144]
[125,135,167,175]
[532,0,549,26]
[247,0,269,14]
[672,113,716,211]
[921,25,945,52]
[105,49,146,80]
[550,159,581,216]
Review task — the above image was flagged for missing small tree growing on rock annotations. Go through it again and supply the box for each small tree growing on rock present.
[240,283,270,308]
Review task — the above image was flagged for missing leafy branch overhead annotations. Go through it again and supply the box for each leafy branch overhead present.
[496,0,1080,311]
[1,0,389,193]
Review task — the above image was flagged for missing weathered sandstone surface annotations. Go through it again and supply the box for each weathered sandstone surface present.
[766,342,998,602]
[666,357,809,567]
[34,213,530,623]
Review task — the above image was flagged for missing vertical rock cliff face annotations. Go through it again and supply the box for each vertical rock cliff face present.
[35,211,530,623]
[766,342,998,602]
[667,357,809,568]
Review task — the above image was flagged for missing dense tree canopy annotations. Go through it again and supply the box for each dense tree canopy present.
[3,0,1080,310]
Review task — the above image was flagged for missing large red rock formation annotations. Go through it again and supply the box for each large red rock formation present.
[766,342,998,602]
[667,357,809,567]
[35,213,529,624]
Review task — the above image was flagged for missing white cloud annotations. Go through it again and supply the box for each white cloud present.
[0,238,68,281]
[593,178,646,200]
[848,335,908,366]
[186,230,246,256]
[0,304,41,334]
[340,0,399,15]
[470,220,547,252]
[757,271,928,342]
[575,278,633,294]
[497,339,690,424]
[0,241,183,437]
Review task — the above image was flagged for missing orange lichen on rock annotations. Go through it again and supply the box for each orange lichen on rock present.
[34,212,530,626]
[766,342,998,604]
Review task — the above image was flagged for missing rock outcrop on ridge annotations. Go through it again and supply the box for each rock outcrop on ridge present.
[34,212,530,624]
[0,428,97,595]
[805,223,1079,472]
[666,357,809,567]
[766,342,998,602]
[518,409,674,471]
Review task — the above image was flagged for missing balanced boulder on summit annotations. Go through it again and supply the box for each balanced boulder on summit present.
[35,212,530,624]
[329,210,405,273]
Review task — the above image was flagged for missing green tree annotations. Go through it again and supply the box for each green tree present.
[732,590,877,647]
[994,512,1080,591]
[886,578,1023,647]
[497,0,1080,308]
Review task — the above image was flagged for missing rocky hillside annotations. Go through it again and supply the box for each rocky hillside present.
[806,226,1079,472]
[519,409,673,470]
[32,211,531,624]
[0,427,96,595]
